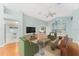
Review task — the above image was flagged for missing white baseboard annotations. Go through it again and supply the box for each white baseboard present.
[0,40,19,47]
[5,40,19,45]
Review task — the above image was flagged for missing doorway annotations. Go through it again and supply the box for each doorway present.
[4,20,19,44]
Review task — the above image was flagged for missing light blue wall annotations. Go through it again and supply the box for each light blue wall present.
[4,7,23,37]
[70,8,79,41]
[0,5,23,46]
[0,5,4,46]
[23,14,48,35]
[65,17,72,38]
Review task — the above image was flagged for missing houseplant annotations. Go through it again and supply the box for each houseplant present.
[48,32,57,41]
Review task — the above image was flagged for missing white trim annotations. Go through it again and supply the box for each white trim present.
[5,40,19,45]
[0,40,18,47]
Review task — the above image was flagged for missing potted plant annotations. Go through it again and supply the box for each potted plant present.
[48,32,57,41]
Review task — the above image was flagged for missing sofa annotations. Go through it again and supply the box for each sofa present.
[59,37,79,56]
[19,37,39,56]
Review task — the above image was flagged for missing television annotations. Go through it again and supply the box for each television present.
[26,27,36,33]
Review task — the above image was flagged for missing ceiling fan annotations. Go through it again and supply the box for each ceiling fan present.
[46,11,56,18]
[38,6,56,18]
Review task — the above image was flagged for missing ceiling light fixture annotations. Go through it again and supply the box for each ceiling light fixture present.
[47,12,56,17]
[38,6,56,18]
[45,6,56,18]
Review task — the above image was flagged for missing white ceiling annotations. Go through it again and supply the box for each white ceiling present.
[3,3,79,21]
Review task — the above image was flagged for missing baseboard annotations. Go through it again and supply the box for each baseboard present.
[5,40,19,45]
[0,40,19,47]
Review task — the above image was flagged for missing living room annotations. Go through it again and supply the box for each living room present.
[0,3,79,56]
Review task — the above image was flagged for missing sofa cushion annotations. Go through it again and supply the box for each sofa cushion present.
[61,48,67,56]
[67,42,79,56]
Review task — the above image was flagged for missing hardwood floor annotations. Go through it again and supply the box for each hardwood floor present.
[0,43,19,56]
